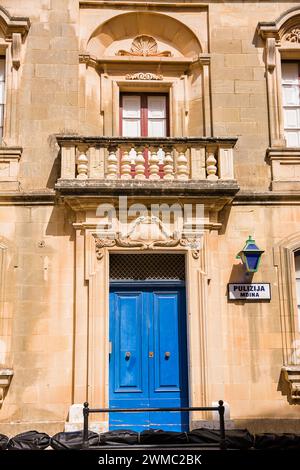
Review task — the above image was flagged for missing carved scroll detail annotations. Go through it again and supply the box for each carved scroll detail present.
[285,28,300,43]
[94,238,116,260]
[125,72,163,81]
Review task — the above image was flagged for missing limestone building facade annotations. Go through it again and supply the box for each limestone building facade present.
[0,0,300,435]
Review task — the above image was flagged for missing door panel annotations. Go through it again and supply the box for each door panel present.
[109,290,149,430]
[149,289,189,430]
[116,293,144,391]
[109,285,188,431]
[152,292,181,390]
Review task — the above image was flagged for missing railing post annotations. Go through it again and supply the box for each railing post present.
[61,144,76,179]
[218,400,226,450]
[83,401,89,449]
[218,145,234,180]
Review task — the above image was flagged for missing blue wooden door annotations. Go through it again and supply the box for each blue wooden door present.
[109,284,189,431]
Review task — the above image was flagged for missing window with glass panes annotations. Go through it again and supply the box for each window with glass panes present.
[295,251,300,331]
[281,62,300,147]
[0,58,5,140]
[120,93,169,176]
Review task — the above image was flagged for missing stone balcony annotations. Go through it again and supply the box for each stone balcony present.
[55,136,239,197]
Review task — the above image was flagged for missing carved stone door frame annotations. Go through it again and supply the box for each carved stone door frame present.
[72,224,210,430]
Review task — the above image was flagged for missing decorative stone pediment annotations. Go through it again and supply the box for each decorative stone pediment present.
[94,216,202,259]
[121,215,176,247]
[116,35,172,57]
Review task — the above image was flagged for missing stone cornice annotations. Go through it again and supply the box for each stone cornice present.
[56,135,238,147]
[0,5,30,40]
[79,53,204,68]
[55,179,239,199]
[79,1,207,10]
[0,191,56,205]
[233,191,300,204]
[257,6,300,41]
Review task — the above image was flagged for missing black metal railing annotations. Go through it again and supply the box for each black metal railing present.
[82,400,226,449]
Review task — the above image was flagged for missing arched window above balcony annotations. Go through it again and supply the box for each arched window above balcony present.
[79,11,210,139]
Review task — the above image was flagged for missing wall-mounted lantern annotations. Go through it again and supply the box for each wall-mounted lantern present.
[236,236,264,273]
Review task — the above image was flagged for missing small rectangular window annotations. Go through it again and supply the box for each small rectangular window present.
[282,61,300,147]
[0,57,5,141]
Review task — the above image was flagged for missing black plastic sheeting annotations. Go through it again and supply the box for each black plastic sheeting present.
[3,429,300,450]
[99,430,138,445]
[254,433,300,450]
[7,431,50,450]
[140,429,189,445]
[0,434,9,450]
[50,430,99,450]
[97,428,253,448]
[188,428,254,449]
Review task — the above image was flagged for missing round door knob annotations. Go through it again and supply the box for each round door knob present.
[165,351,171,358]
[125,351,131,359]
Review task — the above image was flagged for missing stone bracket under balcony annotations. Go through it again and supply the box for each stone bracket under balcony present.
[55,136,239,197]
[0,368,13,407]
[281,366,300,402]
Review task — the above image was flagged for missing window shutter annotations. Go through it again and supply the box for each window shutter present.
[282,62,300,147]
[0,58,5,140]
[122,95,141,137]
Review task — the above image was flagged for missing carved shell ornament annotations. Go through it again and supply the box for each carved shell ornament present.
[285,28,300,43]
[116,35,172,57]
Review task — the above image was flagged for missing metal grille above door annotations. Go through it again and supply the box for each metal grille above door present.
[109,254,185,281]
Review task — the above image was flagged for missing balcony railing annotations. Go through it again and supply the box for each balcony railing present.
[56,136,237,183]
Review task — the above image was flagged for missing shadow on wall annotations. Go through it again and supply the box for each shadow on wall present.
[277,369,293,404]
[46,135,61,189]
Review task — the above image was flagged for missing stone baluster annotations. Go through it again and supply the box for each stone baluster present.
[163,146,174,180]
[134,146,146,180]
[106,145,118,179]
[149,146,160,180]
[76,151,88,179]
[206,147,218,180]
[175,145,189,181]
[120,145,132,180]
